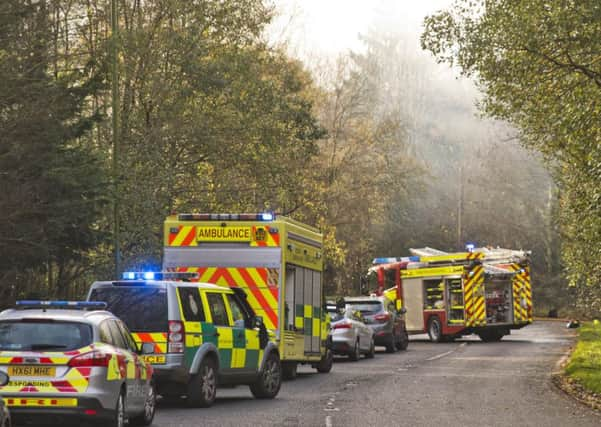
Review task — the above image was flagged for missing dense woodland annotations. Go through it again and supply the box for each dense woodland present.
[0,0,596,317]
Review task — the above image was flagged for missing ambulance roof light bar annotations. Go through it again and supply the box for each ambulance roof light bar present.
[177,212,276,221]
[121,271,199,281]
[15,301,108,310]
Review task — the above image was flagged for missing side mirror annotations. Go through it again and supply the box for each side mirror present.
[0,371,9,386]
[140,342,155,355]
[254,315,264,328]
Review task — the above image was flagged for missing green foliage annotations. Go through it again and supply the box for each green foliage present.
[422,0,601,308]
[0,0,108,300]
[566,322,601,394]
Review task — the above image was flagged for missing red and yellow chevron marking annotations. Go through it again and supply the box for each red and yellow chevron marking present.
[508,264,532,324]
[249,225,280,247]
[168,225,198,247]
[179,266,279,330]
[464,265,486,327]
[131,333,168,354]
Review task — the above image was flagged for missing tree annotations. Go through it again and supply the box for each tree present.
[0,0,108,301]
[421,0,601,312]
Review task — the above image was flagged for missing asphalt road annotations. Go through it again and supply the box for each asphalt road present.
[154,321,600,427]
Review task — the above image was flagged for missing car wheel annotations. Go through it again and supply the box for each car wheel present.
[385,335,396,353]
[349,340,360,361]
[427,316,444,343]
[250,351,282,399]
[282,362,298,380]
[187,357,217,407]
[316,349,333,373]
[112,390,126,427]
[365,338,375,359]
[130,383,156,426]
[396,329,409,351]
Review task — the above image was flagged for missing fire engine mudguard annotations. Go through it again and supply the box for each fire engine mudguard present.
[189,343,220,375]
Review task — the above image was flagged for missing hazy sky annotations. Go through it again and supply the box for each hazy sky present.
[270,0,454,56]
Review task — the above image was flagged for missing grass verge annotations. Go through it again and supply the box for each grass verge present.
[565,322,601,394]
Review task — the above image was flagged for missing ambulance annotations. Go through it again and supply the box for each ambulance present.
[162,213,332,378]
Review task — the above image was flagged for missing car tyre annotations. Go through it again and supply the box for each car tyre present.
[365,338,376,359]
[349,339,360,361]
[187,357,217,408]
[316,349,333,373]
[427,316,444,343]
[250,352,282,399]
[396,329,409,351]
[130,383,156,426]
[112,390,126,427]
[385,335,396,353]
[282,362,298,380]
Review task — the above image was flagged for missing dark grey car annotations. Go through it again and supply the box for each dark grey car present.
[344,296,408,353]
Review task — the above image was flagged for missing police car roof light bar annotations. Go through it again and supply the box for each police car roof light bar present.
[121,271,199,281]
[16,300,108,310]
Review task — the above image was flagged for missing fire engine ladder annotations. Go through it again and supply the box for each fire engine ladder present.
[409,247,483,266]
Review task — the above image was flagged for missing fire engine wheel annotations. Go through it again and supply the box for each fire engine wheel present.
[250,351,282,399]
[477,329,505,342]
[349,339,360,361]
[316,349,333,373]
[282,362,298,380]
[187,357,217,408]
[427,317,444,343]
[365,338,376,359]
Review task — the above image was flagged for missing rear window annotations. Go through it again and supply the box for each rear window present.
[0,321,92,351]
[346,301,383,314]
[89,287,168,332]
[327,308,344,322]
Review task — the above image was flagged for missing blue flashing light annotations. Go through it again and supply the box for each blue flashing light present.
[372,256,418,265]
[121,271,199,281]
[16,300,107,310]
[260,212,274,221]
[465,243,476,252]
[143,272,156,280]
[122,272,135,280]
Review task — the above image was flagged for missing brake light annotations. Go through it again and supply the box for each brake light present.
[333,322,352,330]
[68,350,111,367]
[375,313,391,323]
[168,320,184,353]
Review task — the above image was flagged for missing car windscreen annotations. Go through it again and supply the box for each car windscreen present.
[0,320,93,351]
[89,286,168,332]
[327,309,344,322]
[346,301,383,314]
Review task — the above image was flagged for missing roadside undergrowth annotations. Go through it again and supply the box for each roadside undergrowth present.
[565,322,601,394]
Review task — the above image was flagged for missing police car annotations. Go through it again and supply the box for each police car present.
[0,301,155,427]
[87,272,282,407]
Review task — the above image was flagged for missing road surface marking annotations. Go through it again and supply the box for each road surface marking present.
[426,343,466,361]
[325,415,333,427]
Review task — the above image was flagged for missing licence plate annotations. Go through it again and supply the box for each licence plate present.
[8,366,56,377]
[141,355,166,364]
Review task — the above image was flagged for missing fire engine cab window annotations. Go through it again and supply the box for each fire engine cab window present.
[177,287,205,322]
[207,293,229,326]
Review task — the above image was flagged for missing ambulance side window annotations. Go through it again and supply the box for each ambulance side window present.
[207,293,229,326]
[177,287,205,322]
